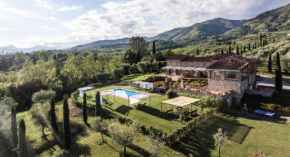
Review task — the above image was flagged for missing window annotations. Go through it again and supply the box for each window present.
[226,71,237,81]
[241,69,248,81]
[213,70,222,79]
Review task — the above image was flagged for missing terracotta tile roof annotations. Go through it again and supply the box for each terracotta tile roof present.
[228,55,257,63]
[210,54,233,61]
[181,56,212,62]
[207,59,249,70]
[166,55,188,60]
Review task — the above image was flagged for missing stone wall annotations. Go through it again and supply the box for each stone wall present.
[180,61,213,67]
[167,60,181,66]
[208,79,242,94]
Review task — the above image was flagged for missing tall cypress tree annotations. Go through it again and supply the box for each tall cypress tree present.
[248,43,251,50]
[275,52,282,92]
[152,41,156,54]
[243,45,246,53]
[221,49,224,54]
[11,107,18,149]
[241,48,243,57]
[50,98,58,135]
[63,95,71,149]
[228,45,232,54]
[196,48,199,55]
[95,91,102,117]
[19,119,28,157]
[236,45,239,55]
[268,54,272,73]
[83,93,87,124]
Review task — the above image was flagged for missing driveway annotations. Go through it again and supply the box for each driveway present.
[257,75,290,91]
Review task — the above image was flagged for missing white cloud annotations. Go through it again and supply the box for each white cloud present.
[62,0,289,43]
[1,0,290,48]
[58,5,83,12]
[34,0,53,9]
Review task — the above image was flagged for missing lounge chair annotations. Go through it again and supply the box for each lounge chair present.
[134,104,141,108]
[176,107,183,111]
[103,99,109,105]
[190,109,198,117]
[165,109,173,115]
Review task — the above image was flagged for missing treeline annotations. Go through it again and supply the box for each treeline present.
[0,36,173,112]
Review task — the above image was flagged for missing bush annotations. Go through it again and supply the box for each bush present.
[166,90,177,99]
[112,68,125,79]
[129,64,139,74]
[153,81,166,87]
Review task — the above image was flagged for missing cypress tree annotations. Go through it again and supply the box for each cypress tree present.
[243,46,246,53]
[248,43,251,50]
[19,119,28,157]
[95,91,102,116]
[152,41,156,54]
[268,54,272,73]
[50,98,58,135]
[275,52,282,92]
[11,107,18,149]
[241,48,243,57]
[221,49,224,54]
[63,95,71,149]
[196,48,199,55]
[236,45,239,55]
[83,93,87,124]
[228,46,232,54]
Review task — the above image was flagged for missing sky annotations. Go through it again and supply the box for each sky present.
[0,0,290,49]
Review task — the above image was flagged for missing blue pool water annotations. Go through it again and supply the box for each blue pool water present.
[113,88,140,99]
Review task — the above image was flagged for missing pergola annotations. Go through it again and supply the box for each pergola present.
[160,96,200,116]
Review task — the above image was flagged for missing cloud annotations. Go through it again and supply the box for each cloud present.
[58,5,83,12]
[34,0,53,9]
[62,0,290,44]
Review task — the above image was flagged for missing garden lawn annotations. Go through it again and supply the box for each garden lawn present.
[82,85,206,134]
[173,113,290,157]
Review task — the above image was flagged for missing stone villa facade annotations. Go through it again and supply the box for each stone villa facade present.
[163,54,257,105]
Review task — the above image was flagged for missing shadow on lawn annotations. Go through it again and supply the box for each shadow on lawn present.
[171,114,252,157]
[137,105,176,121]
[115,105,133,115]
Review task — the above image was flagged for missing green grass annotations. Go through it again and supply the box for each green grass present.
[121,74,152,82]
[83,85,205,133]
[173,113,290,157]
[18,107,290,157]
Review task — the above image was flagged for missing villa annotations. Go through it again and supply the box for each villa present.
[162,54,258,105]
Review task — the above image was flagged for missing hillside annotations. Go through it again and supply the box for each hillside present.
[152,18,246,43]
[225,3,290,37]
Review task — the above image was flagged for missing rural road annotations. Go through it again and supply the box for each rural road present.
[257,75,290,91]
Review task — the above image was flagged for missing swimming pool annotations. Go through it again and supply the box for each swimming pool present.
[113,88,141,99]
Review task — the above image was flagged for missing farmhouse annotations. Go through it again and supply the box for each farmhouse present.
[162,54,257,105]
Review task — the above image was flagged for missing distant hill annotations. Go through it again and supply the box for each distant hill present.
[0,45,57,54]
[225,3,290,37]
[152,18,246,43]
[70,38,132,50]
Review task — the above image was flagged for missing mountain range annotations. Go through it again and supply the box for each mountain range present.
[0,45,57,54]
[1,3,290,53]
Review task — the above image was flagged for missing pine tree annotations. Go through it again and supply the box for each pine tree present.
[19,119,29,157]
[275,52,282,92]
[268,54,272,73]
[83,93,88,124]
[236,45,239,55]
[11,107,18,149]
[95,91,102,117]
[50,98,58,135]
[63,95,71,149]
[152,41,156,54]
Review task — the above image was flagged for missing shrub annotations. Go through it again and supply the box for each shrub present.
[166,90,177,99]
[153,81,166,87]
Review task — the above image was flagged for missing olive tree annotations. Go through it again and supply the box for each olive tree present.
[30,90,56,137]
[91,117,109,143]
[213,128,227,157]
[108,122,137,156]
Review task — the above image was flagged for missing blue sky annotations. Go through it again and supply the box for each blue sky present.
[0,0,290,48]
